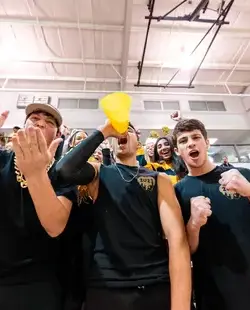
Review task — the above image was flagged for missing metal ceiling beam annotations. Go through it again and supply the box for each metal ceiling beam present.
[120,0,133,90]
[1,88,250,97]
[5,57,250,71]
[241,86,250,94]
[136,0,235,90]
[1,16,250,37]
[0,75,249,87]
[155,0,250,13]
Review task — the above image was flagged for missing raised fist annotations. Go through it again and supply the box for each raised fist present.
[219,169,250,197]
[189,196,212,229]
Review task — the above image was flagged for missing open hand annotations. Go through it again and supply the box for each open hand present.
[12,126,62,178]
[0,111,9,128]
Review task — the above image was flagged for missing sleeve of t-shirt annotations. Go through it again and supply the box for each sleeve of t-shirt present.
[50,166,78,204]
[0,150,12,170]
[175,182,191,225]
[238,167,250,183]
[54,184,78,204]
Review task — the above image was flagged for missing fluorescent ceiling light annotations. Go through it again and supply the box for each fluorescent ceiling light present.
[209,138,218,145]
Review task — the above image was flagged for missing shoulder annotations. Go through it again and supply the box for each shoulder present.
[157,172,173,190]
[234,167,250,180]
[99,162,113,172]
[175,176,189,192]
[174,177,188,202]
[0,149,13,159]
[217,165,233,173]
[50,162,78,203]
[174,176,196,206]
[218,165,250,178]
[98,163,116,180]
[0,150,13,169]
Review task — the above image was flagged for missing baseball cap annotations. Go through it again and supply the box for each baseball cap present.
[25,103,62,127]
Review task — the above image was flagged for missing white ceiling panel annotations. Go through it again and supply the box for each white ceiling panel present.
[0,0,250,93]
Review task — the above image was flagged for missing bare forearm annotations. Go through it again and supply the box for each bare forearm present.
[26,172,71,237]
[169,239,192,310]
[186,220,200,254]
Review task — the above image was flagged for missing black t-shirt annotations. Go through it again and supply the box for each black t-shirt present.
[87,163,169,288]
[0,150,77,285]
[175,165,250,310]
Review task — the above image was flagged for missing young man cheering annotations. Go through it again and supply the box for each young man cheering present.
[173,118,250,310]
[56,121,191,310]
[0,105,76,310]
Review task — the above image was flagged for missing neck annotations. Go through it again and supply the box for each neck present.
[116,156,138,167]
[188,159,215,177]
[149,156,154,162]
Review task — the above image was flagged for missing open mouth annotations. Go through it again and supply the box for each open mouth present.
[189,150,200,159]
[161,150,170,157]
[118,137,128,145]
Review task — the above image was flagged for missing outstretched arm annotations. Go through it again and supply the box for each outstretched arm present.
[56,130,104,185]
[56,122,125,185]
[158,173,191,310]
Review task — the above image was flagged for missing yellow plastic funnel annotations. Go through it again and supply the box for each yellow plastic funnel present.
[100,92,132,134]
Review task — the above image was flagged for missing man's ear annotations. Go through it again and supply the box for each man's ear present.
[174,147,180,156]
[137,141,142,150]
[205,139,210,151]
[56,129,62,138]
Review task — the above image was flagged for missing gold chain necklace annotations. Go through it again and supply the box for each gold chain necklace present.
[114,163,140,183]
[14,156,55,188]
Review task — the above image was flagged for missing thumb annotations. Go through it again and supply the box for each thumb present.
[1,111,9,118]
[0,110,9,127]
[48,138,62,158]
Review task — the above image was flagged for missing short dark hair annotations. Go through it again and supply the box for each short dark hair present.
[128,122,135,131]
[128,122,139,140]
[13,126,21,131]
[172,119,207,146]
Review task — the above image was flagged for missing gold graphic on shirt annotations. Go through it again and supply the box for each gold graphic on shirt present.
[219,184,241,200]
[137,176,155,191]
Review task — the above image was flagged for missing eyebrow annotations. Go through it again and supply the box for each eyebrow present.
[30,112,57,122]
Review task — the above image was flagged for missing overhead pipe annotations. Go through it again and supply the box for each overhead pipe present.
[1,17,250,37]
[147,15,229,25]
[135,84,194,89]
[0,75,248,86]
[2,57,250,71]
[1,88,250,97]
